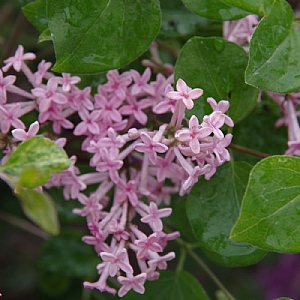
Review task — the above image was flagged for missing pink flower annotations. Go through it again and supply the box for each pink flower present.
[118,273,147,297]
[0,104,25,133]
[119,93,153,125]
[202,110,233,140]
[182,164,211,191]
[96,148,123,183]
[135,132,168,164]
[100,249,133,277]
[74,108,101,136]
[34,60,53,85]
[101,70,132,100]
[2,45,36,72]
[141,202,172,232]
[32,77,68,112]
[70,86,94,110]
[130,68,154,96]
[135,233,163,259]
[94,93,123,123]
[12,121,39,141]
[167,78,203,109]
[116,179,139,206]
[153,83,177,114]
[148,252,175,270]
[207,97,234,126]
[175,115,212,154]
[56,73,81,92]
[0,70,16,104]
[154,148,181,182]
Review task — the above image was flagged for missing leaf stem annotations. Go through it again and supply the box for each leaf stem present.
[229,143,270,159]
[187,249,235,300]
[176,246,187,272]
[175,237,235,300]
[0,210,49,240]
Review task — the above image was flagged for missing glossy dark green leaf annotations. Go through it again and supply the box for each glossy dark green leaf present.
[230,155,300,252]
[38,28,52,43]
[0,136,71,188]
[181,0,251,20]
[223,0,274,15]
[47,0,161,73]
[38,231,99,277]
[22,0,48,33]
[175,37,259,123]
[187,162,266,266]
[172,197,198,243]
[18,188,59,235]
[245,0,300,93]
[123,270,208,300]
[159,8,222,40]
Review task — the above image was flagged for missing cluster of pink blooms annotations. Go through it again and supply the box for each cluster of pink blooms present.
[0,45,234,297]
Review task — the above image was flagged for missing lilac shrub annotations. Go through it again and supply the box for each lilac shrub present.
[0,45,233,296]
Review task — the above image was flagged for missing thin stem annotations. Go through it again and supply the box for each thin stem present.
[229,143,270,159]
[174,237,235,300]
[187,250,235,300]
[176,247,187,272]
[0,210,49,240]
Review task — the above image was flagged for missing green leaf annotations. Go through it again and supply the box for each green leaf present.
[245,0,300,93]
[223,0,274,15]
[174,37,259,123]
[159,7,222,40]
[47,0,161,73]
[0,136,71,188]
[186,162,266,266]
[123,270,208,300]
[17,188,59,235]
[172,197,198,243]
[181,0,251,20]
[230,155,300,253]
[38,231,99,277]
[38,28,52,43]
[22,0,48,33]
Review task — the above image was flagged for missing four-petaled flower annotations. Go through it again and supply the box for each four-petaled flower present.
[167,78,203,109]
[135,132,168,164]
[100,249,133,277]
[12,121,39,141]
[118,273,147,297]
[141,202,172,232]
[2,45,36,72]
[175,115,212,154]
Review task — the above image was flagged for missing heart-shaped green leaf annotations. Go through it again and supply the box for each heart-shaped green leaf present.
[231,155,300,252]
[186,161,266,266]
[47,0,161,73]
[245,0,300,93]
[175,37,259,123]
[182,0,251,20]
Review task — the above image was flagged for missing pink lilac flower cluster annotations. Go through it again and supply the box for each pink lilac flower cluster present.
[0,45,234,297]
